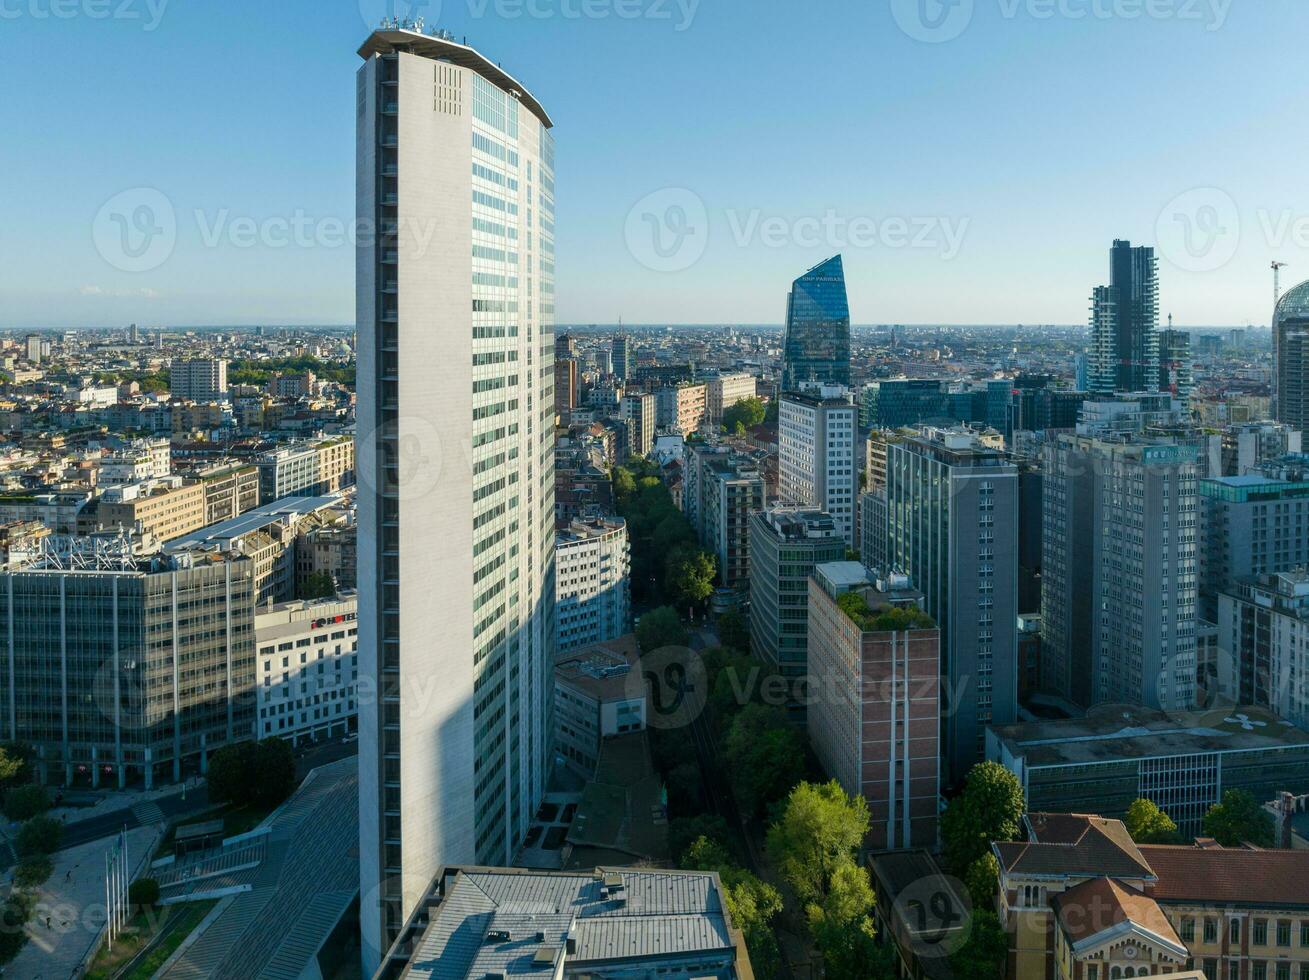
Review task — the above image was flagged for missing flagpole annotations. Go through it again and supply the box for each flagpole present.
[122,827,129,930]
[105,851,112,951]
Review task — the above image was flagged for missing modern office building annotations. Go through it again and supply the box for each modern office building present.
[254,594,360,743]
[24,333,43,365]
[885,427,1019,778]
[0,535,257,788]
[375,865,754,980]
[1042,434,1199,709]
[1089,240,1160,395]
[988,705,1309,835]
[807,562,940,851]
[778,385,858,547]
[256,437,355,501]
[554,332,575,360]
[859,487,888,571]
[1218,570,1309,729]
[1199,471,1309,621]
[1274,279,1309,439]
[704,371,757,425]
[611,333,631,382]
[555,513,630,654]
[1157,326,1194,404]
[781,254,850,391]
[748,508,846,681]
[355,26,557,968]
[700,454,765,589]
[169,357,229,402]
[621,391,656,459]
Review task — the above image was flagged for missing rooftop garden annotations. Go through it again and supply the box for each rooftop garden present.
[835,590,935,633]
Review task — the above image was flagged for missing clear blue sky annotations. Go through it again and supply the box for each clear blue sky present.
[2,0,1306,329]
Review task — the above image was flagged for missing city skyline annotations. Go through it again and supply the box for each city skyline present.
[4,1,1309,328]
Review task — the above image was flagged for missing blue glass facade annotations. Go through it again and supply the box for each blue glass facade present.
[782,254,850,390]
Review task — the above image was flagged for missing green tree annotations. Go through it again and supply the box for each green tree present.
[1203,789,1275,848]
[665,546,716,609]
[721,397,766,433]
[15,815,62,858]
[808,859,885,980]
[0,891,34,962]
[297,571,336,600]
[964,852,1000,910]
[949,909,1008,980]
[723,705,806,818]
[681,834,734,871]
[670,814,732,862]
[767,780,871,906]
[680,834,784,980]
[13,856,52,888]
[207,738,296,809]
[206,741,258,806]
[716,611,750,654]
[940,761,1026,875]
[129,877,161,908]
[0,741,32,790]
[636,606,689,653]
[1125,798,1181,844]
[612,467,637,503]
[253,738,297,809]
[3,784,49,822]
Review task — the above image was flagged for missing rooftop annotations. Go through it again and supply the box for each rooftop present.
[378,864,742,980]
[990,704,1309,767]
[554,635,640,702]
[359,27,553,128]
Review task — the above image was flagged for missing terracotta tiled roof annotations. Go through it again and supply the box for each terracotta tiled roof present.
[994,814,1155,880]
[1140,845,1309,908]
[1053,877,1184,952]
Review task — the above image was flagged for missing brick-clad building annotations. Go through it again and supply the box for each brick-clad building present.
[807,561,940,851]
[995,812,1309,980]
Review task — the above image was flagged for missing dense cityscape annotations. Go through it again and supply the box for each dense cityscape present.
[5,6,1309,980]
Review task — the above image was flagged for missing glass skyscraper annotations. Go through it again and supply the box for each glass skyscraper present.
[355,25,556,972]
[1274,279,1309,440]
[782,254,850,391]
[1089,239,1160,395]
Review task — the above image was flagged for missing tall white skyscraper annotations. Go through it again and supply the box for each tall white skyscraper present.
[355,26,556,971]
[779,385,858,547]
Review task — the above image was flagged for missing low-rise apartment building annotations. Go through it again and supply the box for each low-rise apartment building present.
[553,634,645,779]
[88,476,207,541]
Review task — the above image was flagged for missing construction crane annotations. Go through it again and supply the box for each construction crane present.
[1273,261,1289,309]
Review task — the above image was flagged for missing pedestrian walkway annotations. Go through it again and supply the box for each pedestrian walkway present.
[4,823,161,979]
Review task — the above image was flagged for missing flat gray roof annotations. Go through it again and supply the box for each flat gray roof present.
[167,493,344,547]
[992,704,1309,767]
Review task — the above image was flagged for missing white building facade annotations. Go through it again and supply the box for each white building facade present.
[555,514,630,654]
[779,385,858,547]
[356,26,556,970]
[255,594,360,744]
